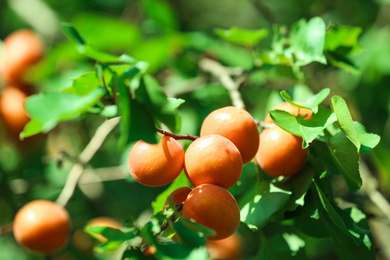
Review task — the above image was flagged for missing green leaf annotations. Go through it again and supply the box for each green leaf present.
[215,27,268,46]
[240,183,291,230]
[136,74,183,132]
[62,71,102,95]
[330,96,360,151]
[270,106,337,148]
[173,218,214,248]
[313,182,375,259]
[143,0,178,31]
[325,24,362,52]
[289,17,327,66]
[22,88,106,138]
[329,133,362,192]
[60,23,137,64]
[354,121,381,153]
[151,173,191,214]
[304,88,330,112]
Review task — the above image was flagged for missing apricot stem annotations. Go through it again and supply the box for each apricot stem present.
[56,117,120,207]
[156,128,198,141]
[156,203,183,236]
[255,119,275,129]
[199,58,246,110]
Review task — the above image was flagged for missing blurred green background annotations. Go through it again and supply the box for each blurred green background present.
[1,0,390,259]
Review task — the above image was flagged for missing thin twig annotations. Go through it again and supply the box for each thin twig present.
[156,128,199,141]
[56,117,120,207]
[0,223,13,235]
[199,58,246,110]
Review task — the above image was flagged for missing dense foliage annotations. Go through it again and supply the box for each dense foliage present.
[1,0,390,259]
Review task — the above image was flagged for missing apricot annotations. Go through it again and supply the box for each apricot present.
[13,200,70,254]
[256,126,308,178]
[0,86,30,134]
[200,106,260,164]
[264,101,312,124]
[0,29,45,83]
[184,134,242,189]
[182,184,240,241]
[164,186,192,208]
[128,135,184,187]
[206,232,243,260]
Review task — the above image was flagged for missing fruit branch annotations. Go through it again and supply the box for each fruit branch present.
[199,58,246,109]
[156,128,199,141]
[56,117,120,207]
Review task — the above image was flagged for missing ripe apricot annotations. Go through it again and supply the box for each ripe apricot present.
[0,86,30,134]
[200,106,260,164]
[128,135,184,187]
[206,232,243,260]
[264,101,312,124]
[13,200,70,254]
[184,134,242,189]
[0,29,45,83]
[164,186,192,208]
[182,184,240,241]
[256,126,308,178]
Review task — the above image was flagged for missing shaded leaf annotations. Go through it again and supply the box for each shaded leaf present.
[354,121,381,153]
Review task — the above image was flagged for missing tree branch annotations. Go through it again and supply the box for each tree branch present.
[56,117,120,207]
[156,128,198,141]
[199,58,246,109]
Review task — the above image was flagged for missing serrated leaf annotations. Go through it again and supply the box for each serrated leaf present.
[354,121,381,153]
[240,183,291,230]
[330,96,360,151]
[289,17,327,66]
[270,106,337,148]
[279,88,330,113]
[215,27,268,46]
[22,88,106,138]
[329,133,361,192]
[313,182,375,259]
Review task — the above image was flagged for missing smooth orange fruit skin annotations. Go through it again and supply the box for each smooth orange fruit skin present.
[164,186,192,208]
[256,126,308,178]
[200,106,260,164]
[264,101,313,124]
[0,30,45,83]
[13,200,70,254]
[0,86,30,134]
[182,184,240,241]
[128,136,184,187]
[206,232,243,260]
[184,134,243,189]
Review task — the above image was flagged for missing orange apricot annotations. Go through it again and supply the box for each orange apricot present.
[128,135,184,187]
[164,186,192,208]
[0,29,45,83]
[13,200,70,254]
[206,232,243,260]
[0,86,30,134]
[264,101,312,124]
[184,134,242,189]
[200,106,260,164]
[182,184,240,241]
[256,126,308,178]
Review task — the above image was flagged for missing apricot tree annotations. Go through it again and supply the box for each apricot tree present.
[0,11,385,260]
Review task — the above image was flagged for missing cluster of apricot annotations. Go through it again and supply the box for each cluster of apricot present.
[0,29,44,135]
[128,106,260,242]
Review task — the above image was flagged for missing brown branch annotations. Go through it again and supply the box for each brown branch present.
[199,58,246,110]
[0,222,13,236]
[156,204,184,236]
[156,128,198,141]
[56,117,120,207]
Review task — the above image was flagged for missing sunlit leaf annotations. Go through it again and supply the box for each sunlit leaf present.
[215,27,268,46]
